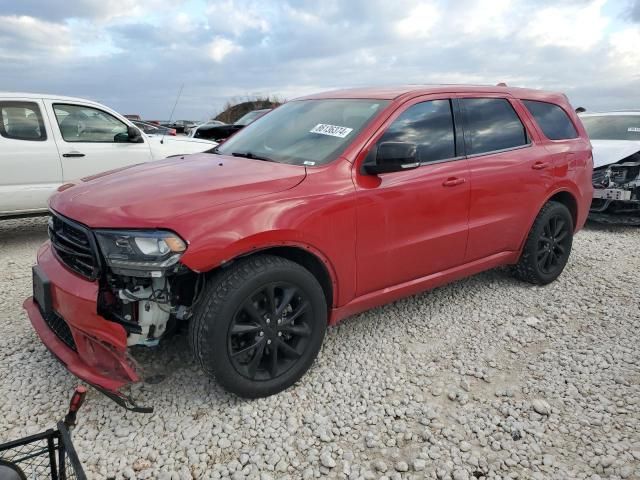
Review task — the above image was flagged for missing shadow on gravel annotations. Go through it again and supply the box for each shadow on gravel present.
[130,328,196,384]
[0,216,49,245]
[584,219,639,232]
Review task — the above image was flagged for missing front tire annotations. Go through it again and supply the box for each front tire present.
[512,201,574,285]
[189,255,327,398]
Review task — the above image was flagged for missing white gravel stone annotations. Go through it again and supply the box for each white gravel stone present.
[320,452,336,468]
[531,398,551,416]
[394,461,408,472]
[1,218,639,480]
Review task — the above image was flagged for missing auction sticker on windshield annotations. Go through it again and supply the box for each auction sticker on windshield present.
[310,124,353,138]
[628,127,640,133]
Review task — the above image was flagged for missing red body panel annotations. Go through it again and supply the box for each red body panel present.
[26,244,137,392]
[25,85,593,392]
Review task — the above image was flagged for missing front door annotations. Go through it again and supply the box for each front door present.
[44,101,152,181]
[353,97,470,296]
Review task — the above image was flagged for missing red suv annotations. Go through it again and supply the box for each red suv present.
[25,86,593,407]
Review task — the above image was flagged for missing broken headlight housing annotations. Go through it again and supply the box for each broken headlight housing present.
[95,230,187,276]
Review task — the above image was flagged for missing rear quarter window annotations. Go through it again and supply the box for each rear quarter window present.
[522,100,578,141]
[0,101,47,141]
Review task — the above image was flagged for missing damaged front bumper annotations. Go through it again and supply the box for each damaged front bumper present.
[590,160,640,225]
[24,243,152,412]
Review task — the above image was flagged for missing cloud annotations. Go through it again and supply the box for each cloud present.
[0,15,72,60]
[0,0,638,119]
[394,3,440,39]
[608,27,640,70]
[208,36,242,62]
[521,0,609,50]
[206,0,270,36]
[628,0,640,22]
[5,0,186,22]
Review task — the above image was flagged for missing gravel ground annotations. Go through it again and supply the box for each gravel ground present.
[1,217,639,480]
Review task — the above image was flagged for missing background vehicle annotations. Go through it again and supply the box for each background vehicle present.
[169,120,198,134]
[131,119,177,136]
[580,111,640,223]
[124,114,141,121]
[187,120,226,137]
[25,86,592,405]
[191,108,271,141]
[0,93,217,218]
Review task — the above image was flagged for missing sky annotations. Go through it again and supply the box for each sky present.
[0,0,638,120]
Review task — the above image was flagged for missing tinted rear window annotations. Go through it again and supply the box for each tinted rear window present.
[460,98,528,155]
[523,100,578,140]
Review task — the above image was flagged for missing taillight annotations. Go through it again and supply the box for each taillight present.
[169,129,177,136]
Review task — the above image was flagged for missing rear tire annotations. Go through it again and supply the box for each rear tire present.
[512,201,573,285]
[189,255,327,398]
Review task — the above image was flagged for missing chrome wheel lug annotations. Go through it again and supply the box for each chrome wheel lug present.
[259,331,264,336]
[278,332,282,337]
[267,339,272,345]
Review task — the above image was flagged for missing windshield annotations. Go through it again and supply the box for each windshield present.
[234,110,268,126]
[218,99,388,166]
[581,115,640,141]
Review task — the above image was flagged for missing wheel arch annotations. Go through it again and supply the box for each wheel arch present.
[208,243,337,313]
[546,189,578,231]
[516,189,579,255]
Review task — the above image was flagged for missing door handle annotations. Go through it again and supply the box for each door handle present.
[532,161,549,170]
[62,152,85,158]
[442,177,465,187]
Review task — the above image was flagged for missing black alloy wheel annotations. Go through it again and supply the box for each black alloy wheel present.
[228,282,313,381]
[536,214,571,275]
[513,200,574,285]
[189,255,327,398]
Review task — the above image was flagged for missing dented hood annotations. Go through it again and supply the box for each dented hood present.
[591,139,640,169]
[49,153,306,228]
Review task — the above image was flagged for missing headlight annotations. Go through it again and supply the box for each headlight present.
[95,230,187,275]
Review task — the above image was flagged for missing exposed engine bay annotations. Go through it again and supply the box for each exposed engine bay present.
[591,151,640,224]
[97,264,204,348]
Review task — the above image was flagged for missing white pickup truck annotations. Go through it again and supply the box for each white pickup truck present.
[0,93,217,218]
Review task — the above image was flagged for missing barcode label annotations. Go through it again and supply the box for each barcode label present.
[310,123,353,138]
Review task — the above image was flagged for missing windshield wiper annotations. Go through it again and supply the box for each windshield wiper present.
[230,151,276,162]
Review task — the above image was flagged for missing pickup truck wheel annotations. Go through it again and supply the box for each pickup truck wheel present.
[512,201,573,285]
[189,255,327,398]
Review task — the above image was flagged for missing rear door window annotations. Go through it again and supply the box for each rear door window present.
[460,98,528,155]
[522,100,578,140]
[0,101,47,141]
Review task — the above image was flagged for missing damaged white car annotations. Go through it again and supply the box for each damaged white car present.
[580,111,640,224]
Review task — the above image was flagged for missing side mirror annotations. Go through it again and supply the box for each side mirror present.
[364,142,419,175]
[127,125,144,143]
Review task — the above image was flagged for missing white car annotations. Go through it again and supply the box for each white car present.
[580,111,640,223]
[0,93,217,218]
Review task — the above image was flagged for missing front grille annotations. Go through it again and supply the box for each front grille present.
[48,212,100,280]
[44,311,77,351]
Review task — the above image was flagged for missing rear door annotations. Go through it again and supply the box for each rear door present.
[0,98,62,215]
[458,95,553,261]
[44,101,152,181]
[354,96,470,295]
